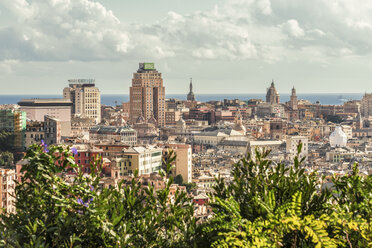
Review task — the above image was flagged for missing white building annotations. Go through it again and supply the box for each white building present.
[114,146,163,176]
[193,131,229,147]
[63,80,101,124]
[286,136,308,161]
[193,128,245,147]
[89,126,137,146]
[247,140,285,160]
[330,126,348,148]
[341,125,353,139]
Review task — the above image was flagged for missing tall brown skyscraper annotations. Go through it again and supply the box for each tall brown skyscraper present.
[130,63,165,126]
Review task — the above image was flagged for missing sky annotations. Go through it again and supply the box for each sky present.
[1,0,372,95]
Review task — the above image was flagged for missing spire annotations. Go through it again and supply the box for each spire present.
[271,79,274,87]
[292,86,296,95]
[187,78,195,101]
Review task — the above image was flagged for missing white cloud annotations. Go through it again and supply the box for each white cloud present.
[281,20,305,38]
[139,0,372,62]
[2,0,372,63]
[0,0,130,61]
[0,59,19,74]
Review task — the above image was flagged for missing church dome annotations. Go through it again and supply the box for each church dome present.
[266,81,280,104]
[330,126,347,147]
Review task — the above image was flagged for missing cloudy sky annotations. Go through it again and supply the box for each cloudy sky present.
[1,0,372,95]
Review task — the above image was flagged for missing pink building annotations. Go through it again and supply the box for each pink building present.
[18,98,72,136]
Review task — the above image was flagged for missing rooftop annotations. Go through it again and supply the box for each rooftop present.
[18,98,72,107]
[89,126,136,134]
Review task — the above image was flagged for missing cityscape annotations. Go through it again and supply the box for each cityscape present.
[0,0,371,247]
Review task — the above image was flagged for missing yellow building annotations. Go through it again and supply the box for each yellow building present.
[161,143,192,183]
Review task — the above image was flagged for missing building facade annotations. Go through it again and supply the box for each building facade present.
[114,146,163,176]
[70,144,103,173]
[361,93,372,117]
[161,143,192,183]
[0,168,16,214]
[89,126,137,146]
[130,63,165,126]
[18,98,72,136]
[286,136,308,160]
[25,121,44,148]
[63,80,101,124]
[0,109,27,150]
[43,116,62,146]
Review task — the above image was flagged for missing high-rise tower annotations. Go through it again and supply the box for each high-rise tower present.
[266,80,280,104]
[289,86,298,110]
[356,105,363,130]
[130,63,165,127]
[361,93,372,117]
[187,78,195,101]
[63,79,101,124]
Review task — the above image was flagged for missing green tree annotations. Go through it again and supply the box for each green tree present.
[197,146,372,247]
[1,143,371,247]
[175,174,184,185]
[0,151,14,166]
[0,130,14,152]
[0,144,196,247]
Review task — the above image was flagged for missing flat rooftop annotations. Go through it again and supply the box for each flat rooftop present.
[18,98,73,106]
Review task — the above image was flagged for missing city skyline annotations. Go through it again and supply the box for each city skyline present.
[2,0,372,94]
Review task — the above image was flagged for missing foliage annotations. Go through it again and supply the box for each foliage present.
[197,145,372,247]
[324,115,343,124]
[0,151,14,166]
[174,173,196,193]
[0,143,371,247]
[0,143,196,247]
[0,130,14,152]
[331,164,372,247]
[175,174,184,185]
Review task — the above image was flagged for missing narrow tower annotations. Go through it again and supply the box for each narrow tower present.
[290,86,298,110]
[356,105,363,130]
[187,78,195,101]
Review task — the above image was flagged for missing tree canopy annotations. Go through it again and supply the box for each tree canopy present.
[0,143,371,247]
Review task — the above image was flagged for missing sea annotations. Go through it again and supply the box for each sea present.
[0,93,364,106]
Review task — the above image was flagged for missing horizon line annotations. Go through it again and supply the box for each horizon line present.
[0,92,366,96]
